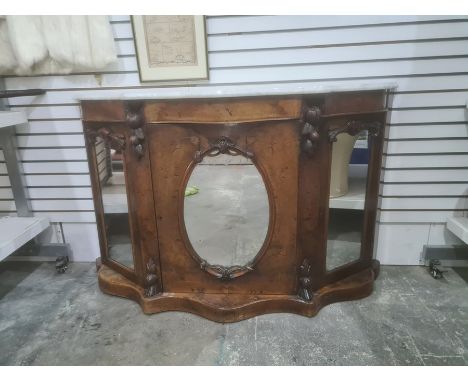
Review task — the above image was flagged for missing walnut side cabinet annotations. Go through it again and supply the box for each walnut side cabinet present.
[81,90,387,323]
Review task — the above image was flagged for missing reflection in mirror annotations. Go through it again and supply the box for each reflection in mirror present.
[327,129,368,270]
[184,154,269,268]
[95,137,134,269]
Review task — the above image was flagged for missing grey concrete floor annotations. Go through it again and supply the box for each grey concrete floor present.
[0,261,467,365]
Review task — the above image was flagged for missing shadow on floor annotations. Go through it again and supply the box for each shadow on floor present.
[0,261,43,299]
[453,267,468,283]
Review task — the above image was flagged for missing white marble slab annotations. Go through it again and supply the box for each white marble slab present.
[0,111,27,129]
[0,216,50,261]
[76,81,397,101]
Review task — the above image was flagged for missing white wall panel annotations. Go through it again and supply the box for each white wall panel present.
[380,197,468,210]
[207,22,468,51]
[376,223,430,265]
[22,161,89,174]
[383,169,468,182]
[389,108,467,124]
[16,134,85,148]
[16,120,85,134]
[23,174,91,187]
[3,15,468,263]
[210,41,468,68]
[382,183,468,197]
[0,189,13,199]
[30,199,94,211]
[32,211,96,223]
[61,223,100,262]
[27,187,92,199]
[379,210,465,223]
[206,16,468,34]
[10,105,82,120]
[384,154,468,168]
[0,176,11,187]
[19,148,87,161]
[388,124,468,139]
[0,200,15,211]
[386,140,468,154]
[391,92,468,108]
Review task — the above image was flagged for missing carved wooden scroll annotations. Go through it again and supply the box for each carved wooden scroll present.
[125,102,145,159]
[300,106,321,157]
[144,258,159,297]
[328,120,382,143]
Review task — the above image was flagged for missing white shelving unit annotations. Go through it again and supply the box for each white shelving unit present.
[447,217,468,244]
[0,111,27,128]
[0,217,50,261]
[0,110,51,261]
[329,177,366,210]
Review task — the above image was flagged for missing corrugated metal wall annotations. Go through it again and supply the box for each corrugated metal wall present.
[1,15,467,263]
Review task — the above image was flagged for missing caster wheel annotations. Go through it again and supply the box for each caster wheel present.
[429,260,444,279]
[56,256,69,274]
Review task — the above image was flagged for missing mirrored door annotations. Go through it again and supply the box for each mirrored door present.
[94,133,135,271]
[326,123,369,271]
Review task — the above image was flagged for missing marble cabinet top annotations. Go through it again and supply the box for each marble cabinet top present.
[76,81,397,101]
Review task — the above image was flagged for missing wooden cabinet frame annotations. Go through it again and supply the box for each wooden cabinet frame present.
[81,91,387,322]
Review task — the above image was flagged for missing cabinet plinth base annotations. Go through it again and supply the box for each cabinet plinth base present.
[98,261,380,323]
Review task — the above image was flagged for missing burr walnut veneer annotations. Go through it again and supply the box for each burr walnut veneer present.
[81,91,387,323]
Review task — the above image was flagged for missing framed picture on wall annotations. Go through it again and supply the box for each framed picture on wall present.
[131,15,208,82]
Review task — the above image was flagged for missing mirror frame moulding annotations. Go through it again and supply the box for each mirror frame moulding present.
[178,136,276,280]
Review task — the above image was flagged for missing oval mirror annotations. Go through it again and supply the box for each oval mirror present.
[183,150,270,274]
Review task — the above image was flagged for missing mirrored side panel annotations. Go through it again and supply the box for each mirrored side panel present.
[326,128,368,271]
[95,136,134,270]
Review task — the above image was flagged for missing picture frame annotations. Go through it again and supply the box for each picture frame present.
[131,15,209,82]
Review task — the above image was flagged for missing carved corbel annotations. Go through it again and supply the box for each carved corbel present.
[300,106,321,157]
[298,258,313,302]
[125,102,145,159]
[144,258,160,297]
[328,120,382,143]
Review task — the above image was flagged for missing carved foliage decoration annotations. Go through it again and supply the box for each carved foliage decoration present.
[144,258,159,297]
[328,120,382,143]
[125,101,145,159]
[298,258,313,302]
[194,136,254,163]
[300,106,321,157]
[200,261,254,281]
